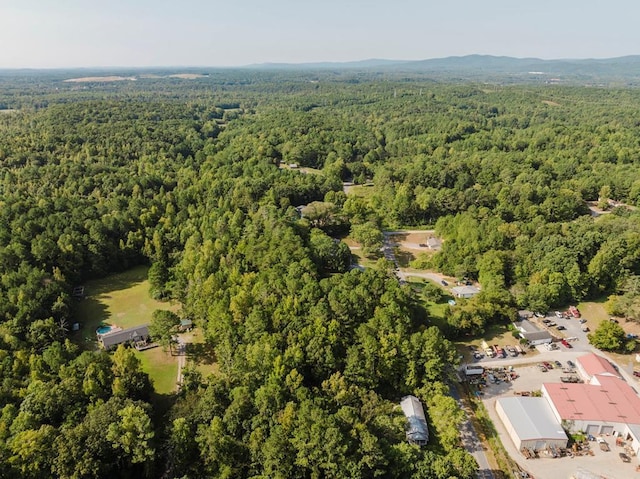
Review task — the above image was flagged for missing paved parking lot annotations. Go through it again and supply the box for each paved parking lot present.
[479,360,640,479]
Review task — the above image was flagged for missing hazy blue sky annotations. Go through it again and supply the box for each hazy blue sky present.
[1,0,638,68]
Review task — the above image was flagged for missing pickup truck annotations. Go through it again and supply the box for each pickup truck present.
[597,438,610,451]
[560,376,581,383]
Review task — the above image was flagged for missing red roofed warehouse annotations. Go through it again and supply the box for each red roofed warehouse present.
[542,353,640,457]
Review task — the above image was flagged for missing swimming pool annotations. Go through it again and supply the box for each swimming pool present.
[96,325,112,335]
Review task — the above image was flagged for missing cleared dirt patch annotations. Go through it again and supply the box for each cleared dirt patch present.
[542,100,560,106]
[168,73,207,79]
[64,76,136,82]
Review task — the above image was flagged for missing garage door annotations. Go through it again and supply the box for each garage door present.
[586,425,600,435]
[535,441,547,450]
[601,426,614,436]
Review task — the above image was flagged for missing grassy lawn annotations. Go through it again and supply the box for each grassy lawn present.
[345,184,376,198]
[183,328,219,378]
[72,265,183,395]
[135,346,179,394]
[456,323,528,362]
[576,298,609,324]
[73,264,180,344]
[342,237,382,269]
[407,277,452,330]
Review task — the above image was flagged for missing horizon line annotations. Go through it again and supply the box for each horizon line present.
[1,53,639,71]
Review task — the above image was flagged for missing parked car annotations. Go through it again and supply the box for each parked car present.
[567,360,575,368]
[579,319,587,324]
[537,364,548,372]
[561,339,572,348]
[543,361,553,369]
[633,370,640,378]
[556,325,566,330]
[555,311,562,318]
[441,280,448,286]
[619,452,631,462]
[554,360,562,368]
[542,319,551,324]
[582,327,590,332]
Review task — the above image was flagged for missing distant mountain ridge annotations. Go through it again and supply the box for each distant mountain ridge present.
[245,54,640,83]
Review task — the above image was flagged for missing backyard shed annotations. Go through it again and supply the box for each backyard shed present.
[495,397,568,451]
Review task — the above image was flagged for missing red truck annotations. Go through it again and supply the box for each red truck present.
[569,306,580,318]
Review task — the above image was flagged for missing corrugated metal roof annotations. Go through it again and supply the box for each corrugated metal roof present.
[577,353,621,379]
[400,395,429,443]
[522,330,552,340]
[497,397,567,441]
[544,375,640,425]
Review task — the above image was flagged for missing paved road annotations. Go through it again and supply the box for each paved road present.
[449,383,496,479]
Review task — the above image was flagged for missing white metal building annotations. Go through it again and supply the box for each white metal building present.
[400,395,429,446]
[495,397,568,451]
[515,319,553,345]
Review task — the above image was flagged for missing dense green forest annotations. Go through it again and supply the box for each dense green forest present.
[1,70,640,478]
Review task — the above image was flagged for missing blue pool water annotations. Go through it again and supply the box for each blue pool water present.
[96,325,112,335]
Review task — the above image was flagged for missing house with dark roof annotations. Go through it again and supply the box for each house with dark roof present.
[98,324,150,350]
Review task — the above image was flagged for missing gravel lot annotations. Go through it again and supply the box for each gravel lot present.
[479,356,640,479]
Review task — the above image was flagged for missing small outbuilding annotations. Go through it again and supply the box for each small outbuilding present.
[495,397,568,451]
[426,237,442,251]
[179,319,193,332]
[400,395,429,446]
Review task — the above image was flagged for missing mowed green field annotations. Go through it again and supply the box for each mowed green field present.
[74,264,180,341]
[135,346,179,395]
[73,265,181,394]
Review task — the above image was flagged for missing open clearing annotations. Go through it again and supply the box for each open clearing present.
[72,265,182,392]
[64,76,136,82]
[135,345,179,394]
[168,73,207,79]
[73,264,180,341]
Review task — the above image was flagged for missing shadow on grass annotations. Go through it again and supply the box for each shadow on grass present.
[395,249,415,267]
[186,342,217,366]
[149,391,177,418]
[71,265,150,348]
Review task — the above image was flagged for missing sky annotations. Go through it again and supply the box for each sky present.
[1,0,639,68]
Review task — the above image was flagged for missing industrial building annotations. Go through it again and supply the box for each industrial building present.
[495,397,568,451]
[514,319,553,345]
[541,353,640,457]
[575,352,622,381]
